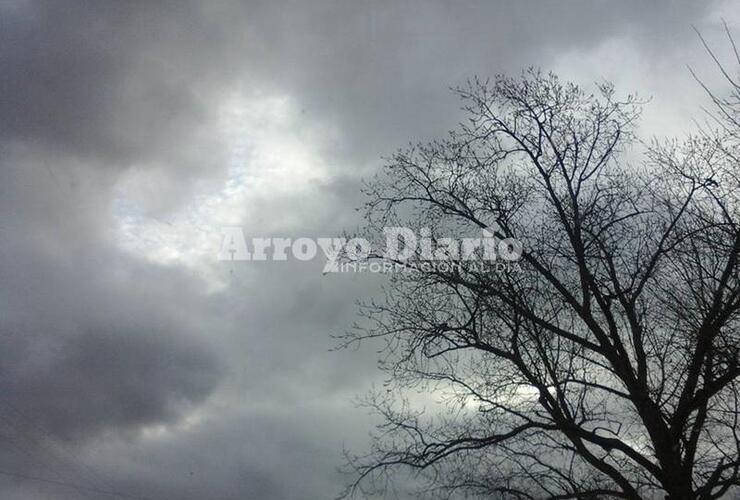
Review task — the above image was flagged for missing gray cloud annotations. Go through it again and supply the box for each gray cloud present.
[0,0,731,498]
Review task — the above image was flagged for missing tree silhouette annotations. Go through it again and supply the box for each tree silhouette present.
[342,61,740,500]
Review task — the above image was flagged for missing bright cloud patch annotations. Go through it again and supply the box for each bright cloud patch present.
[112,92,334,290]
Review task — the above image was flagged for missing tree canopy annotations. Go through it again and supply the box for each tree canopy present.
[342,64,740,500]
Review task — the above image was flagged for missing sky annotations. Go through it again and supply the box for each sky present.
[0,1,739,498]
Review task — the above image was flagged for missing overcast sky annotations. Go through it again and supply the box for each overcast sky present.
[0,1,738,499]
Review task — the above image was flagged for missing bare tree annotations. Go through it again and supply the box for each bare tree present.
[341,63,740,500]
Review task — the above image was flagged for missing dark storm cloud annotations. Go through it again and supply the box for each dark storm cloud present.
[0,0,708,167]
[0,147,225,440]
[0,1,225,165]
[0,0,727,499]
